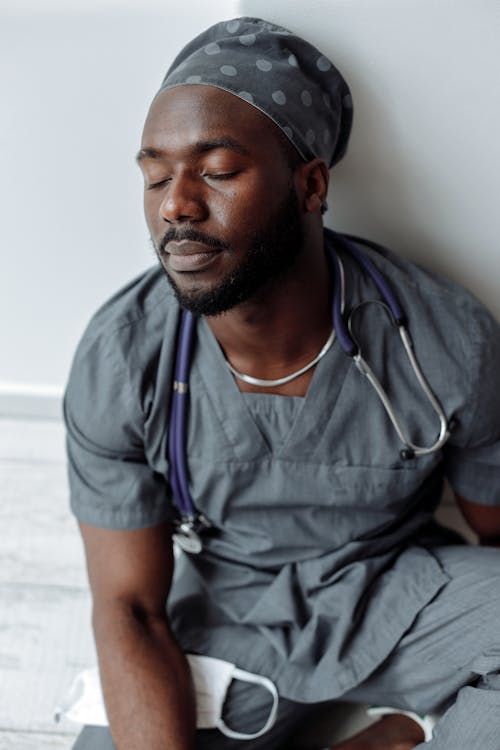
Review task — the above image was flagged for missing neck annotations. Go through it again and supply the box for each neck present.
[205,226,332,395]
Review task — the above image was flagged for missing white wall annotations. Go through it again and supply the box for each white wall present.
[239,0,500,304]
[0,0,237,417]
[1,0,499,417]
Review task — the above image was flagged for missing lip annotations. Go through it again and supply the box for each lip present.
[165,240,222,272]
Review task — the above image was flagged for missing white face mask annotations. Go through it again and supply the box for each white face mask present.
[55,654,279,741]
[187,654,279,739]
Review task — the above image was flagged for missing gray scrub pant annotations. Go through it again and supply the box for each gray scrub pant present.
[72,545,500,750]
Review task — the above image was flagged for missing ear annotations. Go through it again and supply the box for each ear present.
[294,158,329,214]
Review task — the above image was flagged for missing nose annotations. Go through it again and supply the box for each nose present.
[159,173,207,224]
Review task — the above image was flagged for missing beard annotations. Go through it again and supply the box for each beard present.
[153,185,304,316]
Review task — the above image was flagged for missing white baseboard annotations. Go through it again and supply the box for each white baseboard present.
[0,382,63,420]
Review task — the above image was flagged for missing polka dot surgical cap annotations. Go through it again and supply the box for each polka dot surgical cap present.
[159,17,353,168]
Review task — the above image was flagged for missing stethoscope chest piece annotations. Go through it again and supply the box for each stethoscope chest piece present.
[172,514,212,554]
[173,526,203,554]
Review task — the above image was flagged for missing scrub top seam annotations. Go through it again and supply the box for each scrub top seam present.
[186,454,427,471]
[86,282,172,342]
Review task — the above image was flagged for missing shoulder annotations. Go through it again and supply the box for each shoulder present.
[78,265,177,354]
[64,267,180,529]
[327,229,499,339]
[358,236,500,365]
[64,266,180,449]
[326,229,500,448]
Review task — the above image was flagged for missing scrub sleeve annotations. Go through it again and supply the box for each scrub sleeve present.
[64,274,178,531]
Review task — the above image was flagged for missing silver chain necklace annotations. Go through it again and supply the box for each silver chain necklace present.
[224,328,336,387]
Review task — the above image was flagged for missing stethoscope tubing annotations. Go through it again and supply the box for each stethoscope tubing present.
[338,234,406,324]
[331,232,450,457]
[168,233,453,533]
[169,309,196,518]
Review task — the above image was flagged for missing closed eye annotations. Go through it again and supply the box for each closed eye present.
[145,178,172,190]
[203,172,238,181]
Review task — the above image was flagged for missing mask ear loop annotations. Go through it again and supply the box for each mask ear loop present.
[216,668,279,740]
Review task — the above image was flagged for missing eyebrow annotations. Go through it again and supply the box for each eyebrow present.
[135,137,250,164]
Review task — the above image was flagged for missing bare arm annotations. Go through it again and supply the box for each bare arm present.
[80,520,196,750]
[455,494,500,548]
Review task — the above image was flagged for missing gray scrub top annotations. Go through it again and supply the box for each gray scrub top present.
[64,229,500,703]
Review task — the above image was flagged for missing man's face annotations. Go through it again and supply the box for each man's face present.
[138,85,305,316]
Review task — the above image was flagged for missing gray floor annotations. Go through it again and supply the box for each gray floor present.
[0,418,94,750]
[0,417,475,750]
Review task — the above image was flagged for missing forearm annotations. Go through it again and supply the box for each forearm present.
[93,604,196,750]
[478,535,500,548]
[455,495,500,548]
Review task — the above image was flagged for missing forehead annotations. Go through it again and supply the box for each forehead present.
[141,84,284,157]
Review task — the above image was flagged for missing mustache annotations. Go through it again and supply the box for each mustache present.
[159,227,230,254]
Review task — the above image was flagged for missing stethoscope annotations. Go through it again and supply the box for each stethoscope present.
[168,232,452,553]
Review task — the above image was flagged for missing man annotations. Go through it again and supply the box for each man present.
[65,17,500,750]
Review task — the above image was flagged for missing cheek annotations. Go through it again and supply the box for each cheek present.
[143,193,167,241]
[143,193,157,225]
[229,173,284,222]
